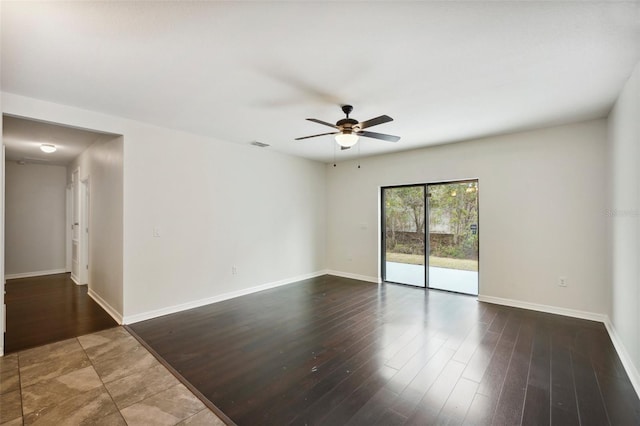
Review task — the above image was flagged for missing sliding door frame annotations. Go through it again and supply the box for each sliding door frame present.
[380,183,428,288]
[381,178,480,295]
[380,187,387,281]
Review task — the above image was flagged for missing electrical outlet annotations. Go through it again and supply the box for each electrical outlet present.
[558,277,567,287]
[153,227,161,238]
[232,266,238,275]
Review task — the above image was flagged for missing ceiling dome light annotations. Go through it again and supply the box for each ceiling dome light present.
[40,144,57,153]
[335,132,359,148]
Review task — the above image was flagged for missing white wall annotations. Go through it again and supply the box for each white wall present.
[4,161,67,277]
[327,120,609,316]
[123,124,327,319]
[1,93,327,323]
[67,136,124,320]
[608,61,640,389]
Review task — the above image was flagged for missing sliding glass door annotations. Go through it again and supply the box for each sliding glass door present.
[427,181,478,295]
[381,185,426,287]
[381,180,479,295]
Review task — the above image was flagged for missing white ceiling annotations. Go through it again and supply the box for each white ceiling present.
[3,115,114,166]
[2,1,639,163]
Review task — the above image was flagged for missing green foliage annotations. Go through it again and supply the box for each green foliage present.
[384,186,425,253]
[428,182,478,260]
[385,181,479,261]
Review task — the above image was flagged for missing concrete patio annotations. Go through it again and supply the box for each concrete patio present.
[385,261,478,295]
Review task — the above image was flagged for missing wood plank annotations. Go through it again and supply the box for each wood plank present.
[491,316,535,425]
[5,273,117,353]
[550,322,580,425]
[436,377,479,424]
[521,318,551,425]
[346,387,399,426]
[373,408,407,426]
[461,329,501,383]
[404,359,466,424]
[317,364,398,425]
[596,371,640,425]
[463,392,494,425]
[573,329,611,425]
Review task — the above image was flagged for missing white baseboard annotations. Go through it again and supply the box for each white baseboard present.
[604,317,640,399]
[88,288,123,324]
[123,270,328,324]
[5,269,67,280]
[477,295,607,323]
[326,270,380,284]
[70,274,85,285]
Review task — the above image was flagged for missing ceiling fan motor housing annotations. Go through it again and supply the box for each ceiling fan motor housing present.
[338,105,359,132]
[336,118,359,132]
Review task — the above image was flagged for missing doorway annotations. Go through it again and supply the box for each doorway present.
[1,114,123,355]
[381,180,479,295]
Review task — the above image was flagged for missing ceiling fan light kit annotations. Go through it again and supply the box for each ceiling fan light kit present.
[296,104,400,150]
[40,143,57,153]
[335,132,359,147]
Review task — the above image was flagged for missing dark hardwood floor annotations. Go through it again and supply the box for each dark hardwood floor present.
[4,273,118,353]
[128,275,640,425]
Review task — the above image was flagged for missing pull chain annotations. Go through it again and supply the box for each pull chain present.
[333,141,337,167]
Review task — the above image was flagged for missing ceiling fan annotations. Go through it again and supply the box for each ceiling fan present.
[295,105,400,150]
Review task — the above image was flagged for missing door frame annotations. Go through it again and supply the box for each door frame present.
[65,185,72,272]
[79,177,90,285]
[70,169,80,284]
[380,183,428,288]
[69,172,90,285]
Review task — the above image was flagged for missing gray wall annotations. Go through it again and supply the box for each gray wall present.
[5,162,67,276]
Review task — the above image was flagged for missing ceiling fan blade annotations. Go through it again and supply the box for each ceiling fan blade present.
[341,146,351,150]
[306,118,339,129]
[358,130,401,142]
[295,131,339,141]
[358,115,393,130]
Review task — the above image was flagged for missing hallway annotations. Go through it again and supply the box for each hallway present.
[4,273,117,353]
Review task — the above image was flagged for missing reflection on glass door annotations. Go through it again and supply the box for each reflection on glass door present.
[382,185,426,287]
[427,181,479,295]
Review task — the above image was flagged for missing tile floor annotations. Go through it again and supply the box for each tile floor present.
[0,327,226,425]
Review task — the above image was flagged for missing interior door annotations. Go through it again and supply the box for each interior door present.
[381,185,426,287]
[71,170,80,283]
